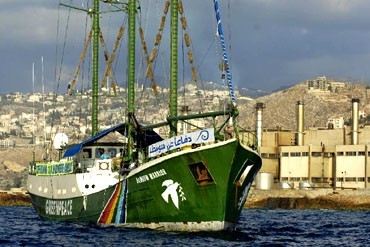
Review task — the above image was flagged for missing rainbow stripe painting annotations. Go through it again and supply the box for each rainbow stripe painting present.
[98,180,127,224]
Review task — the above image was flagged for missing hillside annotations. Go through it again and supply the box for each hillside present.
[0,147,43,189]
[238,81,370,130]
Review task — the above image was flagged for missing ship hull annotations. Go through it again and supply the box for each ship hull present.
[27,139,261,231]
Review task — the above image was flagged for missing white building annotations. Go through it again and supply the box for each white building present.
[327,116,344,129]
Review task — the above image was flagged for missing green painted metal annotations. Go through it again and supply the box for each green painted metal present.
[29,140,261,229]
[126,0,136,161]
[91,0,100,136]
[127,0,136,114]
[59,3,89,12]
[29,185,117,223]
[169,0,179,137]
[167,109,237,122]
[124,140,261,225]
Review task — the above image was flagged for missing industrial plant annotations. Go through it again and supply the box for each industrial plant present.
[256,98,370,190]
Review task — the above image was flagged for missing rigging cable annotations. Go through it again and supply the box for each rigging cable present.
[56,0,73,96]
[181,25,186,108]
[178,0,205,113]
[47,0,73,158]
[113,17,128,124]
[213,0,236,106]
[137,0,169,121]
[77,0,92,141]
[156,1,170,108]
[50,1,64,145]
[136,0,150,122]
[139,0,165,121]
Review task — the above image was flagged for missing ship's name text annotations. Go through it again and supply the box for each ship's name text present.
[136,169,167,184]
[45,199,73,216]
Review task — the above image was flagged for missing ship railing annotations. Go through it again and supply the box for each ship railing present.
[140,128,258,164]
[139,109,259,162]
[237,126,259,151]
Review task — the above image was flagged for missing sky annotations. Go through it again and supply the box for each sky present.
[2,0,370,94]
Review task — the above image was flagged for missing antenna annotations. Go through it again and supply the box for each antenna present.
[32,62,36,163]
[42,56,46,148]
[32,62,35,145]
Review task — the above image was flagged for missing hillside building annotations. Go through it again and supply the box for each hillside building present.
[307,76,347,93]
[327,116,344,129]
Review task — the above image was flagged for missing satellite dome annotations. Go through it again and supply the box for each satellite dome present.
[53,133,69,149]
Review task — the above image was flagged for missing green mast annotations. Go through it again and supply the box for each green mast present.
[91,0,100,136]
[127,0,136,160]
[127,0,136,113]
[169,0,178,137]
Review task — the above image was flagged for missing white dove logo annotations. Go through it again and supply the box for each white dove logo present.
[161,179,186,209]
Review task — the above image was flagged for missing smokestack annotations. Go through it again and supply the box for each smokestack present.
[352,99,360,145]
[255,102,265,147]
[297,101,304,146]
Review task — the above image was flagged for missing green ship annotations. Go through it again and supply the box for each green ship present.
[27,0,261,231]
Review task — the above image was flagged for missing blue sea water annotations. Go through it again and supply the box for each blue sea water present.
[0,207,369,246]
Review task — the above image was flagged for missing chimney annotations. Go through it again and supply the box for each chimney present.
[297,101,304,146]
[352,98,360,145]
[255,102,265,147]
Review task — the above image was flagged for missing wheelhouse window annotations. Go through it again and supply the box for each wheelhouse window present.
[82,148,92,159]
[96,148,105,158]
[95,147,118,159]
[108,148,117,158]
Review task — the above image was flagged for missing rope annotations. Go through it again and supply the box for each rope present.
[177,0,205,112]
[78,2,92,142]
[136,1,150,122]
[136,0,170,121]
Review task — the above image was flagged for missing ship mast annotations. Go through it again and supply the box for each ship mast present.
[169,0,179,137]
[91,0,100,136]
[127,0,136,114]
[126,0,136,161]
[213,0,236,107]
